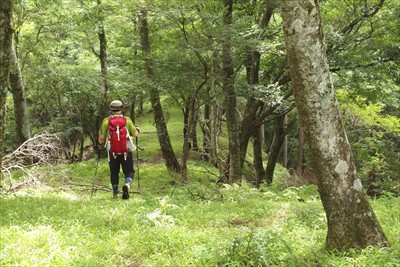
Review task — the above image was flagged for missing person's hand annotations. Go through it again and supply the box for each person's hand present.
[135,126,140,133]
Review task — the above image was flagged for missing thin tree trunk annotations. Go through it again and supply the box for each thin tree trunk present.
[181,99,196,183]
[281,0,388,251]
[222,0,241,183]
[265,115,286,185]
[9,39,30,146]
[201,102,211,161]
[139,9,180,172]
[282,114,288,167]
[181,80,207,183]
[239,1,279,169]
[240,96,263,167]
[209,51,222,169]
[95,0,109,132]
[191,101,199,152]
[0,0,13,181]
[183,104,190,148]
[253,123,265,187]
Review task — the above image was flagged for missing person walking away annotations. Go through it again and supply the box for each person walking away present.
[98,100,139,199]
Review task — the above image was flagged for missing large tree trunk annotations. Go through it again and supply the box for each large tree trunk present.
[139,9,180,172]
[222,0,241,183]
[281,0,388,251]
[0,0,13,182]
[10,39,30,146]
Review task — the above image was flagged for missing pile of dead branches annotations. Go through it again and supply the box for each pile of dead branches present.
[1,132,65,192]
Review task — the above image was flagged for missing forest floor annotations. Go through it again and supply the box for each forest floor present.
[1,159,399,266]
[1,107,399,266]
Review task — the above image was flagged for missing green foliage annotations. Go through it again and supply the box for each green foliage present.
[2,0,399,264]
[337,89,400,195]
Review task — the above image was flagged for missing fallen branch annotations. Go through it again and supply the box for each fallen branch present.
[1,132,65,192]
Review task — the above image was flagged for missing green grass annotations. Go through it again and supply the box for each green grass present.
[1,101,399,266]
[1,170,399,266]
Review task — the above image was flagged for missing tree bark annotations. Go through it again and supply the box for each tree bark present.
[209,51,222,169]
[265,115,286,184]
[222,0,241,183]
[10,39,30,146]
[0,0,13,181]
[181,95,199,183]
[200,102,211,162]
[281,0,388,251]
[139,9,180,172]
[281,114,288,167]
[253,123,265,187]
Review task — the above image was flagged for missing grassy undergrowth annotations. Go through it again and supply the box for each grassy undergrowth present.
[2,105,399,266]
[1,160,399,266]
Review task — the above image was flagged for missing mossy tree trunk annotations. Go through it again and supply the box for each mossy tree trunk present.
[139,9,180,173]
[280,0,388,251]
[0,0,13,182]
[10,39,31,146]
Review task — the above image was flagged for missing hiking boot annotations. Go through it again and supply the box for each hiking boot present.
[113,191,119,199]
[122,183,130,200]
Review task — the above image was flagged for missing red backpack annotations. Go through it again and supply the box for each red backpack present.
[108,115,129,157]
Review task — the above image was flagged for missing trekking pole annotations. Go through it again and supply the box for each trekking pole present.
[91,149,101,198]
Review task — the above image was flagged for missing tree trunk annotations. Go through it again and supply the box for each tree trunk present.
[181,98,195,183]
[239,1,279,170]
[0,0,13,182]
[265,115,286,185]
[253,123,265,187]
[181,79,207,183]
[201,102,211,161]
[9,39,30,146]
[209,51,222,169]
[182,103,190,148]
[191,101,199,152]
[139,9,180,172]
[240,96,263,167]
[281,114,288,167]
[222,0,241,183]
[95,0,109,132]
[281,0,388,251]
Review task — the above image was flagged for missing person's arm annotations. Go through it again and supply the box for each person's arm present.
[98,134,106,146]
[98,118,108,147]
[126,117,139,137]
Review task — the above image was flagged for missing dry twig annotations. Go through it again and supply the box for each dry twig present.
[1,132,65,192]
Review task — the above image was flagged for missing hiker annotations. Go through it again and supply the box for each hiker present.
[98,100,139,199]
